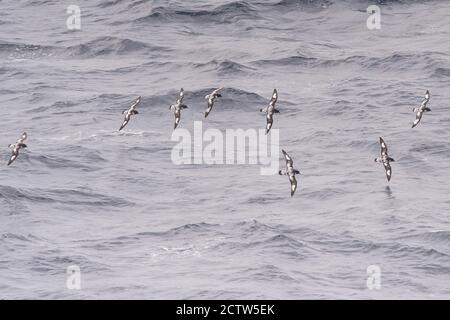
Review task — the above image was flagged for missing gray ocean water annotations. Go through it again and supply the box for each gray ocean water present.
[1,0,450,299]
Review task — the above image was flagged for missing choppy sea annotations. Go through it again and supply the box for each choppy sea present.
[1,0,450,299]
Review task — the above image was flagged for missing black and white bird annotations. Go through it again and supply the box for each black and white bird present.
[374,137,395,182]
[260,89,279,135]
[169,88,188,129]
[119,96,141,131]
[279,149,301,197]
[412,90,431,128]
[204,87,223,118]
[7,132,28,166]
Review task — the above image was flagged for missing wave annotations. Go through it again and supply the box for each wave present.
[432,67,450,78]
[272,0,334,8]
[0,41,56,59]
[137,1,260,24]
[105,219,320,245]
[396,231,450,246]
[96,0,128,8]
[30,149,107,171]
[192,59,256,75]
[28,100,80,114]
[319,232,450,260]
[252,54,319,67]
[1,232,39,242]
[0,185,132,208]
[409,142,450,157]
[255,233,308,249]
[251,52,448,74]
[29,252,110,274]
[64,36,170,58]
[384,242,450,260]
[0,37,169,60]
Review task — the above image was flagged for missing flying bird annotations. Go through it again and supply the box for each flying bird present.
[119,96,141,131]
[260,89,279,134]
[204,87,223,118]
[169,88,188,129]
[412,90,431,128]
[279,149,301,197]
[7,132,28,166]
[374,137,395,182]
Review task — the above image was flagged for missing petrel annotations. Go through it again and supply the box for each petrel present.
[412,90,431,128]
[374,137,395,182]
[260,89,279,135]
[279,149,301,197]
[204,87,223,118]
[119,96,141,131]
[7,132,28,166]
[169,88,188,129]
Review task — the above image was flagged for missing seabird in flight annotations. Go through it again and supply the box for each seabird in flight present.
[169,88,188,129]
[279,149,301,197]
[260,89,279,135]
[7,132,28,166]
[119,96,141,131]
[374,137,395,182]
[412,90,431,128]
[204,87,223,118]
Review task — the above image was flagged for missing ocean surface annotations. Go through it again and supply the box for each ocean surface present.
[1,0,450,299]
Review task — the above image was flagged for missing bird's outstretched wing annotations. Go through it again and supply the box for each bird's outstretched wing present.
[270,89,278,104]
[130,96,141,110]
[379,137,388,157]
[265,116,273,134]
[205,105,213,118]
[7,154,17,166]
[17,132,27,144]
[119,118,129,131]
[176,88,184,105]
[412,111,423,128]
[424,90,430,102]
[418,90,430,110]
[282,149,294,169]
[383,161,392,182]
[289,175,297,197]
[269,89,278,105]
[212,87,223,96]
[174,115,180,129]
